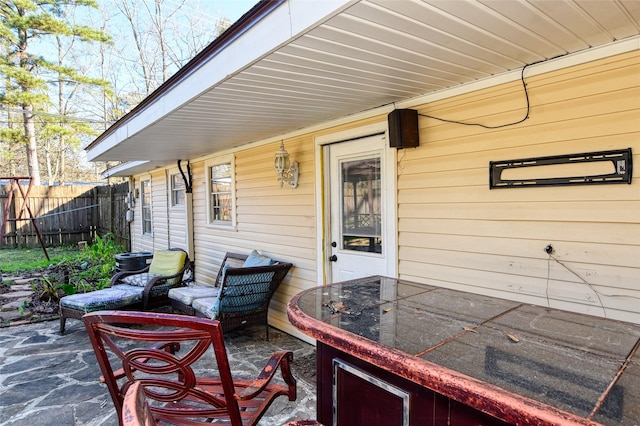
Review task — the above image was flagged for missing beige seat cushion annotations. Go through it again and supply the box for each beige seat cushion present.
[192,297,218,319]
[168,285,219,306]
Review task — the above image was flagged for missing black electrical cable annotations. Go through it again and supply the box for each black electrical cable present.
[418,59,548,129]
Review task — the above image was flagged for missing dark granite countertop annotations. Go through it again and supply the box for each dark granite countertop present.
[288,276,640,425]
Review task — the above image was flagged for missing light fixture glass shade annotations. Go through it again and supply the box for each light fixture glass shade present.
[274,142,290,174]
[274,141,299,188]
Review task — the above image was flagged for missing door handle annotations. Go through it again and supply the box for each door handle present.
[329,255,338,262]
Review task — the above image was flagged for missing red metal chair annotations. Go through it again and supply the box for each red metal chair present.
[122,381,156,426]
[83,310,297,426]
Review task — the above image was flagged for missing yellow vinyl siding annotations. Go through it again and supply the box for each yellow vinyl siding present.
[190,160,223,286]
[397,50,640,323]
[150,169,169,250]
[188,138,317,334]
[235,139,317,332]
[167,169,187,251]
[131,176,154,253]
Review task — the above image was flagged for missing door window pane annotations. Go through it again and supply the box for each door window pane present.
[341,157,382,253]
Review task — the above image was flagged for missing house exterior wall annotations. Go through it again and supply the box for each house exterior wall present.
[399,50,639,324]
[166,168,188,251]
[130,170,175,254]
[150,169,169,250]
[131,175,153,253]
[129,48,640,334]
[184,138,317,332]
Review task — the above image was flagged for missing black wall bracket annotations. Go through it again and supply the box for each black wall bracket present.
[490,148,632,189]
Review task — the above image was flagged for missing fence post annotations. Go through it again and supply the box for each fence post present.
[92,186,98,242]
[13,184,20,246]
[110,184,115,236]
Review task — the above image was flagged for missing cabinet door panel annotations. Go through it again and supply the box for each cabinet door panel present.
[334,359,408,426]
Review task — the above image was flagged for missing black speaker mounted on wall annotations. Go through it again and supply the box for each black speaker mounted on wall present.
[388,109,419,149]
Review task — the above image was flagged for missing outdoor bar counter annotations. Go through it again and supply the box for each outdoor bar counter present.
[287,276,640,425]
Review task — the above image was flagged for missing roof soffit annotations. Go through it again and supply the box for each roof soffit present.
[89,0,640,174]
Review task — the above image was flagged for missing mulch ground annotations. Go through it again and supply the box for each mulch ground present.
[0,273,64,326]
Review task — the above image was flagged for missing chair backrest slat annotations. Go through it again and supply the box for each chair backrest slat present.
[83,311,243,426]
[214,253,247,287]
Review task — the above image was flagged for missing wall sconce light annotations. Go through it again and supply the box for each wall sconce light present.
[274,141,299,188]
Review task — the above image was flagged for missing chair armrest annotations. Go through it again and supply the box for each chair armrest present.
[140,263,191,308]
[140,270,184,305]
[110,266,151,286]
[235,350,296,401]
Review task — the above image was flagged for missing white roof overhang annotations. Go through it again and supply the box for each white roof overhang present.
[86,0,640,178]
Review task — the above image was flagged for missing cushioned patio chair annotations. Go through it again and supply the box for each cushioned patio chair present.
[169,251,292,340]
[59,248,190,334]
[83,310,297,426]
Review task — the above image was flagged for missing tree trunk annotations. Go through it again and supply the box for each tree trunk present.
[45,139,53,184]
[18,23,40,185]
[23,104,41,185]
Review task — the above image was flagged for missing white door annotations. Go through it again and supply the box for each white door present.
[327,134,395,283]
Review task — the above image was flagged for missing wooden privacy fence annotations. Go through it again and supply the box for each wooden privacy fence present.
[0,181,130,250]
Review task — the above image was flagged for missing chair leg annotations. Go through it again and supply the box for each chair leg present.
[59,315,66,335]
[265,324,270,341]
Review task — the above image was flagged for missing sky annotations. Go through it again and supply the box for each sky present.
[94,0,260,39]
[87,0,261,94]
[208,0,259,22]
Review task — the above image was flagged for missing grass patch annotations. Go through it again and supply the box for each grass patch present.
[1,236,126,320]
[0,246,81,275]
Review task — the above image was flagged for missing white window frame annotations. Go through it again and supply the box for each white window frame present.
[140,177,153,236]
[169,171,186,208]
[205,155,236,229]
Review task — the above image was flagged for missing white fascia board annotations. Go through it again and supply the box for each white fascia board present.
[86,125,130,161]
[100,161,150,179]
[87,0,356,162]
[288,0,357,34]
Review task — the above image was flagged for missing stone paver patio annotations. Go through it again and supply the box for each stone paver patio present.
[0,317,317,425]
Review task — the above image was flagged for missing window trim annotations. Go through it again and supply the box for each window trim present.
[169,171,186,208]
[205,155,236,229]
[140,177,153,236]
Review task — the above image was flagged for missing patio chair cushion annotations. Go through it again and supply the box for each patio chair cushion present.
[121,273,163,287]
[196,271,276,319]
[59,286,142,313]
[242,250,274,267]
[115,283,176,298]
[168,285,219,306]
[191,297,218,319]
[148,250,188,284]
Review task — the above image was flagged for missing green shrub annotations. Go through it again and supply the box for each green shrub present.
[58,233,124,295]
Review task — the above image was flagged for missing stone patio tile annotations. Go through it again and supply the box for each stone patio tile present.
[2,405,77,426]
[2,291,33,300]
[0,318,317,425]
[0,376,66,407]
